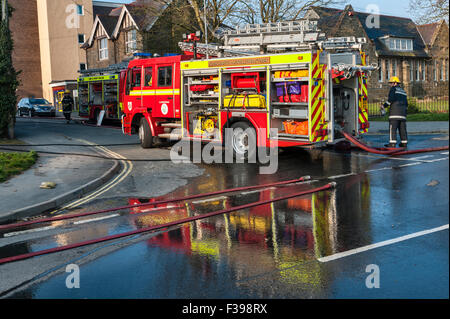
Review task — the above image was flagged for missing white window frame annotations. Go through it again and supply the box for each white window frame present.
[422,61,426,81]
[385,59,390,81]
[409,60,414,82]
[77,5,84,16]
[392,59,397,77]
[416,60,420,81]
[99,38,108,61]
[126,30,137,54]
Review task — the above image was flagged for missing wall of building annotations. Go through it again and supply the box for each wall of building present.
[86,36,116,69]
[9,0,43,102]
[37,0,95,103]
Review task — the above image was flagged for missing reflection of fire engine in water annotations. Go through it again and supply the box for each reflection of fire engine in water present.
[126,179,367,261]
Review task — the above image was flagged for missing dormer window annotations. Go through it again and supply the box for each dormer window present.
[382,37,413,51]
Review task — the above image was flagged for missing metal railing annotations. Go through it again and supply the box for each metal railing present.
[367,84,449,117]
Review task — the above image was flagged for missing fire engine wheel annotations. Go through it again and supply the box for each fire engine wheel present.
[228,122,257,161]
[139,118,153,149]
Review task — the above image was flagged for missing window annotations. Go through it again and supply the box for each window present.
[78,34,85,44]
[158,66,172,87]
[131,67,142,88]
[409,60,414,82]
[80,63,86,71]
[445,59,448,81]
[99,38,108,60]
[440,59,444,81]
[144,67,153,87]
[392,59,397,77]
[401,39,407,50]
[126,30,137,54]
[406,40,412,50]
[385,37,413,51]
[416,60,420,81]
[385,59,390,81]
[422,61,426,81]
[378,58,383,82]
[433,60,437,81]
[77,5,84,15]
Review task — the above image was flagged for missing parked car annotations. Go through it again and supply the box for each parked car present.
[17,98,56,117]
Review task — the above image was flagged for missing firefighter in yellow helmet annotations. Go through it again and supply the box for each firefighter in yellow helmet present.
[62,90,73,124]
[380,76,408,148]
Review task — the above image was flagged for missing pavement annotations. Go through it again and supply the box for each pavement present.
[369,120,449,134]
[0,118,120,223]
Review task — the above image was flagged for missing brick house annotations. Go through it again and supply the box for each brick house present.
[82,1,171,70]
[307,5,449,102]
[417,20,449,85]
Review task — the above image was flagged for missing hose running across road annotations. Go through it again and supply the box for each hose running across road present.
[0,182,335,265]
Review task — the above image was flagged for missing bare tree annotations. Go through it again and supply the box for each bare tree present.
[408,0,449,24]
[231,0,344,24]
[187,0,240,40]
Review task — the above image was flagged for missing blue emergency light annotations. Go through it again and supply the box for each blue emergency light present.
[133,52,152,58]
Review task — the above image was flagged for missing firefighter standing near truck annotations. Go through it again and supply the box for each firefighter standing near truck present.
[381,76,408,148]
[62,90,73,124]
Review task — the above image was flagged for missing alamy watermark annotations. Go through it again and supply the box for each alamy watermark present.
[65,264,80,289]
[169,128,279,175]
[365,264,380,288]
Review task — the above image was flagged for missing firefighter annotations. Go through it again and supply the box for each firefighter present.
[381,76,408,148]
[62,90,73,124]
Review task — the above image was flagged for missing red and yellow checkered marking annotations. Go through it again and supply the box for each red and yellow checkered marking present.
[358,52,369,134]
[309,53,328,142]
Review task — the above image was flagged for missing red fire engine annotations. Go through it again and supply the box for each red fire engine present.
[120,21,377,159]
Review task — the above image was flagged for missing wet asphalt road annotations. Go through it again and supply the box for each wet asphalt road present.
[0,118,448,299]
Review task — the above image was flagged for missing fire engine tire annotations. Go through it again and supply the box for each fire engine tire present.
[139,118,153,149]
[227,122,257,161]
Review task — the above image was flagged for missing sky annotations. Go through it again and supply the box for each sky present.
[95,0,414,19]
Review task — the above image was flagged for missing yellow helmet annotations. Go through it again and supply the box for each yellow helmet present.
[388,76,401,83]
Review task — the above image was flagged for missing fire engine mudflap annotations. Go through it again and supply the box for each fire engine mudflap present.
[121,44,377,160]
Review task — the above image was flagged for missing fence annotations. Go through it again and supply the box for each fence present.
[367,84,449,117]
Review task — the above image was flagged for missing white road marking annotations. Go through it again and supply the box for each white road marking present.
[329,173,356,179]
[397,162,422,168]
[318,224,449,263]
[364,167,392,173]
[3,226,56,238]
[425,157,449,163]
[73,214,120,225]
[408,155,433,160]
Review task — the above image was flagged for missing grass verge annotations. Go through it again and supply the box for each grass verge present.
[0,151,38,182]
[370,113,449,121]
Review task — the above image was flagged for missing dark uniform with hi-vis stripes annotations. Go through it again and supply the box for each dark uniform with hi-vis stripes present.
[382,77,408,147]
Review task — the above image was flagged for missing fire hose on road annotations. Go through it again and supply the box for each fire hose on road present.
[0,176,311,232]
[342,131,449,156]
[0,182,335,265]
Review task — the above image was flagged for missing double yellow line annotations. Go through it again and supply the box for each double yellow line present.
[50,139,133,215]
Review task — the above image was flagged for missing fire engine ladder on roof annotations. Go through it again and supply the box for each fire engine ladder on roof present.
[179,19,369,57]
